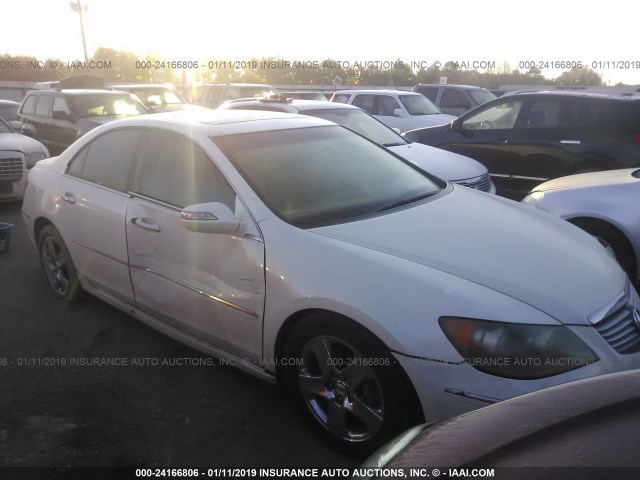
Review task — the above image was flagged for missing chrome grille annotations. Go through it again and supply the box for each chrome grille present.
[0,157,23,179]
[594,305,640,354]
[456,173,492,193]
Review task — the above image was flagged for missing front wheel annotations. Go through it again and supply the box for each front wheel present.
[283,312,423,456]
[38,225,84,302]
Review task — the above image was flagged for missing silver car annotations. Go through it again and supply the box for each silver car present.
[523,168,640,286]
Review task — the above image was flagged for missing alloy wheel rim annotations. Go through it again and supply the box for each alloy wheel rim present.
[297,335,385,442]
[41,237,70,296]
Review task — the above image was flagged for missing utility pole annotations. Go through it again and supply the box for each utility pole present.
[70,0,89,63]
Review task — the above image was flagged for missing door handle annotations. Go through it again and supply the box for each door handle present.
[493,138,508,145]
[131,217,161,232]
[61,192,76,204]
[560,140,581,145]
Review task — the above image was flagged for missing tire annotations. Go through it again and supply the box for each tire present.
[283,312,423,457]
[571,219,637,282]
[38,225,85,302]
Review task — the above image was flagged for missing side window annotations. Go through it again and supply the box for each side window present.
[34,96,53,117]
[374,96,401,116]
[416,87,437,102]
[53,97,71,115]
[352,95,376,114]
[21,95,37,115]
[462,99,524,130]
[332,94,351,104]
[589,102,636,133]
[134,130,236,209]
[68,129,143,191]
[441,89,470,109]
[525,100,586,128]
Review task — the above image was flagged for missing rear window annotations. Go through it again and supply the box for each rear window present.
[589,101,640,133]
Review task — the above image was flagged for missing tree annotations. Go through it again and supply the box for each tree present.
[556,67,602,86]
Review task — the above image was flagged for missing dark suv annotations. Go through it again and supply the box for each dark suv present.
[17,89,148,155]
[403,91,640,199]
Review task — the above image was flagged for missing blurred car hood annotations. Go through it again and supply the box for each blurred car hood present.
[311,186,625,325]
[532,168,640,192]
[0,132,47,153]
[388,143,488,182]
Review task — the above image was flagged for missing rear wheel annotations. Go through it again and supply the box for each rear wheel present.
[283,312,422,456]
[38,225,84,302]
[571,219,636,282]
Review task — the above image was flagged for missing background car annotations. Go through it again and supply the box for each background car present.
[17,89,148,155]
[220,97,495,193]
[279,91,328,101]
[412,84,496,116]
[403,91,640,199]
[188,83,278,108]
[0,117,49,201]
[111,83,199,113]
[22,110,639,456]
[330,90,456,132]
[356,370,640,477]
[0,99,21,129]
[522,168,640,286]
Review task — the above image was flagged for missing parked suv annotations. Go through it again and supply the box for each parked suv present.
[412,84,496,116]
[220,97,494,193]
[189,83,277,109]
[0,117,49,201]
[331,90,455,132]
[403,91,640,199]
[111,84,193,113]
[17,89,148,155]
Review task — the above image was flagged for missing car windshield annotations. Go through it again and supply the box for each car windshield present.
[213,125,443,228]
[72,94,147,118]
[305,109,407,147]
[125,88,186,106]
[0,118,13,133]
[0,103,19,122]
[469,89,497,105]
[398,95,442,115]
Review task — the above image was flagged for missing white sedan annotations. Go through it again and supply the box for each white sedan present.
[22,110,640,455]
[523,168,640,286]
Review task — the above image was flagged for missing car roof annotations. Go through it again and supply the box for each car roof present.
[224,98,359,113]
[333,89,418,96]
[199,83,275,87]
[111,84,176,90]
[511,90,640,102]
[415,84,489,90]
[98,109,334,136]
[26,89,137,96]
[0,99,19,105]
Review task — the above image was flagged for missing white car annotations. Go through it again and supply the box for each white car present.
[22,110,640,455]
[330,89,456,132]
[523,168,640,286]
[220,98,494,193]
[0,117,49,201]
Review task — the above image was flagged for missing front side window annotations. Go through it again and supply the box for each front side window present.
[67,129,143,191]
[332,94,351,104]
[462,99,524,130]
[72,94,146,118]
[214,126,443,228]
[375,96,401,116]
[53,97,71,115]
[133,130,235,209]
[398,95,441,115]
[352,95,376,114]
[440,89,470,109]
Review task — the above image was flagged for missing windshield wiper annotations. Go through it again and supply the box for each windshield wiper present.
[382,142,406,147]
[375,191,436,212]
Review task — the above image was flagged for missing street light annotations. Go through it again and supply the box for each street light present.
[69,0,89,64]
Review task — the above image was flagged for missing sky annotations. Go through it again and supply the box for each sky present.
[3,0,640,85]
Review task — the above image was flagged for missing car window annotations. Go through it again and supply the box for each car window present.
[462,99,524,130]
[352,95,376,114]
[589,102,639,133]
[374,96,401,116]
[308,108,406,146]
[415,87,438,102]
[214,125,443,228]
[67,129,143,191]
[469,89,496,105]
[398,95,441,115]
[134,130,236,209]
[53,97,71,115]
[524,100,586,128]
[332,94,351,104]
[72,94,146,117]
[34,96,52,117]
[21,95,37,115]
[441,89,470,109]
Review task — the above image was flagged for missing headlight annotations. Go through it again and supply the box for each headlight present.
[439,317,598,380]
[521,190,544,206]
[25,150,48,169]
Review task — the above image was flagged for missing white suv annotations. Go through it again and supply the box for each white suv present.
[0,117,49,201]
[220,97,495,193]
[331,89,456,132]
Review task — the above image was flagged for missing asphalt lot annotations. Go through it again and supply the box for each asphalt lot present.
[0,201,356,469]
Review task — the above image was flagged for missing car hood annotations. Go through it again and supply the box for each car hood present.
[532,168,640,192]
[310,186,625,325]
[0,132,47,153]
[388,143,488,182]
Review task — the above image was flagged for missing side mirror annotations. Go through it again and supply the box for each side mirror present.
[180,202,240,234]
[392,127,401,134]
[392,108,405,118]
[9,120,21,131]
[450,119,473,138]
